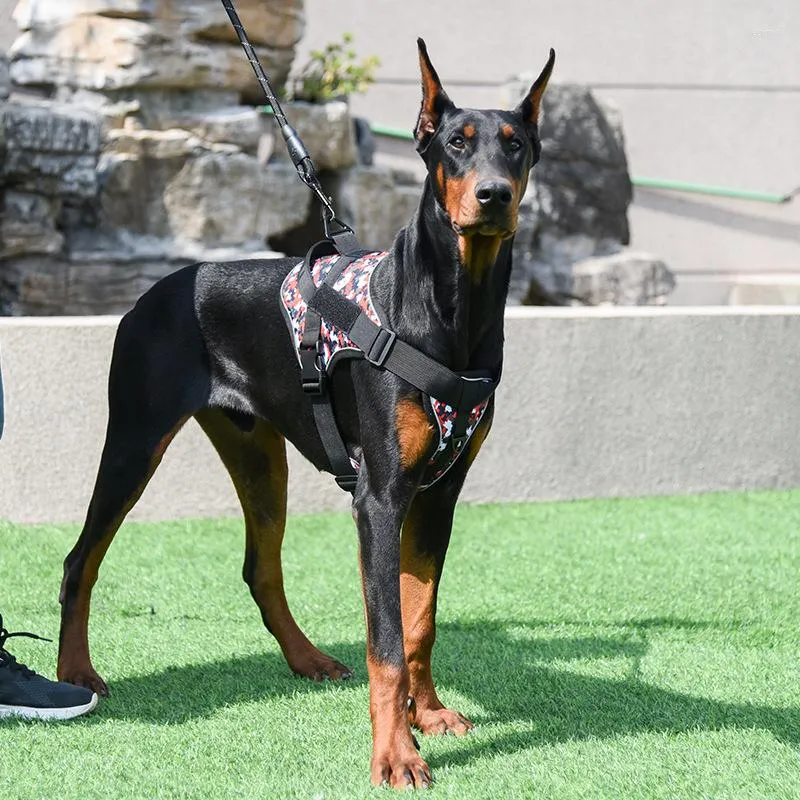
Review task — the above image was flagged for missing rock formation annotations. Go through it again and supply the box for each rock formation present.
[0,5,674,313]
[508,83,675,305]
[10,0,303,103]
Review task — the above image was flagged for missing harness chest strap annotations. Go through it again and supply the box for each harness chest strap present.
[307,282,497,415]
[294,246,499,492]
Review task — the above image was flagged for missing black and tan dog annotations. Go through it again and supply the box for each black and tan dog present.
[57,39,555,789]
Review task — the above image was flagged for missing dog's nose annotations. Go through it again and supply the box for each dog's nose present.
[475,180,513,207]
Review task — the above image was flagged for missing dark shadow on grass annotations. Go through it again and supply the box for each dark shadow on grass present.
[93,644,368,725]
[78,626,647,727]
[0,648,364,729]
[41,615,799,764]
[424,617,800,769]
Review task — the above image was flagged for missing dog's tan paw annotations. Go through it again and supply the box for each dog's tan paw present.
[412,706,473,736]
[288,649,352,682]
[371,746,432,789]
[58,664,109,697]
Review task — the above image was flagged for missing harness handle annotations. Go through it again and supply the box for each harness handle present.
[219,0,355,241]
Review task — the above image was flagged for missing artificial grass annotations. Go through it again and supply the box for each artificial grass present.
[0,491,798,799]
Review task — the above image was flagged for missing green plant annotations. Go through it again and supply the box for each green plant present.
[290,32,380,103]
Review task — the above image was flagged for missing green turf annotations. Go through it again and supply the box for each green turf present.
[1,492,799,799]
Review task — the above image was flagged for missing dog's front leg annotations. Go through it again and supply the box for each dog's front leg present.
[354,468,432,790]
[401,481,474,736]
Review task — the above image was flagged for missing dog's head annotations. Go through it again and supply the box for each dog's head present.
[414,38,555,243]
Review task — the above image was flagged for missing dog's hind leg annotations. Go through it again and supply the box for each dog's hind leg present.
[58,303,209,695]
[195,408,352,681]
[58,416,188,694]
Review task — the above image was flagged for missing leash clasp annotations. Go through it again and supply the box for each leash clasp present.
[323,207,356,241]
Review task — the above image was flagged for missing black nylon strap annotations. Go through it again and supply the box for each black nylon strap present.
[311,395,357,490]
[321,255,353,289]
[297,240,336,303]
[298,304,323,393]
[297,246,355,308]
[310,284,361,330]
[300,309,321,349]
[309,286,496,410]
[295,243,360,490]
[299,253,352,378]
[330,229,363,256]
[298,266,318,305]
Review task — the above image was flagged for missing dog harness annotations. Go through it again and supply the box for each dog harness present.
[279,240,498,493]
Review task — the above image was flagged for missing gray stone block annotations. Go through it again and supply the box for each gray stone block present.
[10,14,296,96]
[0,191,65,258]
[0,56,9,101]
[0,255,69,314]
[169,106,266,153]
[1,99,101,198]
[335,165,421,251]
[163,154,311,245]
[98,128,198,237]
[271,101,358,171]
[506,84,660,304]
[571,250,676,306]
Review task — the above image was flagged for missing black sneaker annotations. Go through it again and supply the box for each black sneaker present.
[0,615,98,721]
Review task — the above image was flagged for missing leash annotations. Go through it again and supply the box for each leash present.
[219,0,358,248]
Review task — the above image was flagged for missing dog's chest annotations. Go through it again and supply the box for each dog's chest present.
[280,253,489,489]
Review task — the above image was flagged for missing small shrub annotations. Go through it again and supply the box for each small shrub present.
[290,32,380,103]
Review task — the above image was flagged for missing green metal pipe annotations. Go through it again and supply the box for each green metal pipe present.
[631,175,794,204]
[367,122,796,205]
[370,123,414,140]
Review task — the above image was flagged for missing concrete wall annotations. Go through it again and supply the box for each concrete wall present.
[2,308,800,524]
[297,0,800,304]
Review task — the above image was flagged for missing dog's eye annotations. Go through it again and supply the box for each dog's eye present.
[448,135,466,150]
[509,138,523,152]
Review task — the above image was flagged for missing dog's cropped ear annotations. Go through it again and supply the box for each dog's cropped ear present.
[516,48,555,135]
[414,38,455,154]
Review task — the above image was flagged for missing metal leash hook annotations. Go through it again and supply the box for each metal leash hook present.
[219,0,355,239]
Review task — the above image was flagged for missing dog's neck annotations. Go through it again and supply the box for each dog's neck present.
[381,179,511,374]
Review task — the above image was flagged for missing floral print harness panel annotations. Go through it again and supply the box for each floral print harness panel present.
[280,252,490,489]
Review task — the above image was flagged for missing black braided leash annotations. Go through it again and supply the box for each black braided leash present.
[219,0,355,240]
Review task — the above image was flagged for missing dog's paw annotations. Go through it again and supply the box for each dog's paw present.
[371,747,432,790]
[58,665,109,697]
[412,706,473,736]
[288,649,353,682]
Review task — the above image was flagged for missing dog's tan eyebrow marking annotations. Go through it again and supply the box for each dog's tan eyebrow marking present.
[463,124,476,139]
[500,123,515,139]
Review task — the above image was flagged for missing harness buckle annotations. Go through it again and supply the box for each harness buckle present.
[300,344,324,395]
[365,327,397,368]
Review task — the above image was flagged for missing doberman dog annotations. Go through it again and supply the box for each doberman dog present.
[57,39,555,789]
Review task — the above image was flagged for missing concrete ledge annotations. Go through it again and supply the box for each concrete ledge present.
[2,307,800,523]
